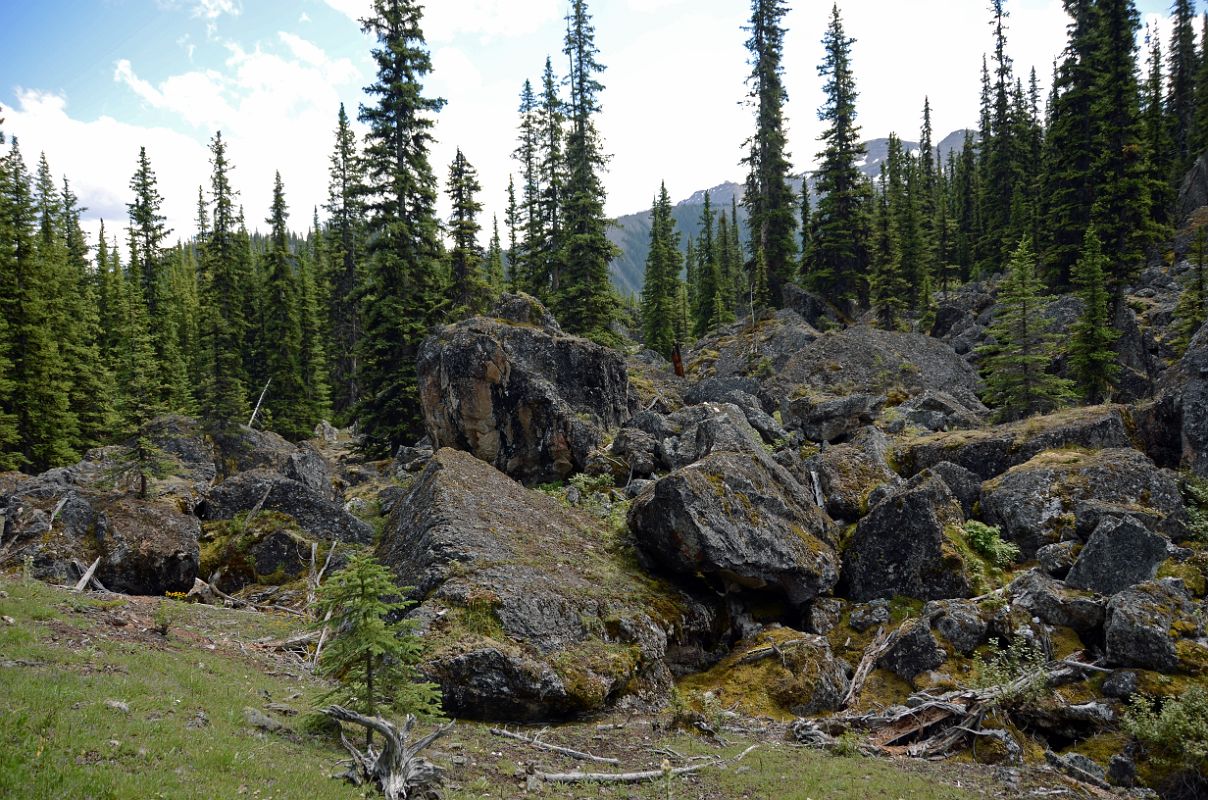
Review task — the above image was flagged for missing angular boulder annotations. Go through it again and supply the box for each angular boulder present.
[94,498,200,595]
[1065,517,1169,596]
[1105,579,1203,672]
[880,618,947,681]
[1182,321,1208,477]
[629,451,838,610]
[840,473,974,602]
[886,390,985,433]
[783,392,884,444]
[805,427,901,521]
[1006,570,1105,636]
[895,405,1135,481]
[981,448,1185,558]
[926,598,990,656]
[417,295,634,485]
[608,402,768,480]
[379,449,720,720]
[198,470,372,544]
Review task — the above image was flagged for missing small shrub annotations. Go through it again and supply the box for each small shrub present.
[1182,475,1208,543]
[972,636,1047,708]
[832,731,865,758]
[462,589,503,638]
[153,596,184,636]
[963,521,1020,567]
[1124,687,1208,777]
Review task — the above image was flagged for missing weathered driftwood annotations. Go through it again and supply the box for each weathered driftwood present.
[72,558,101,593]
[794,657,1107,762]
[489,727,620,765]
[531,745,758,786]
[323,706,453,800]
[69,558,109,592]
[840,624,902,710]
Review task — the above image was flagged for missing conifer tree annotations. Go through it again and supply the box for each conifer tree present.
[1194,13,1208,157]
[1091,0,1152,300]
[198,132,250,430]
[811,4,868,304]
[1169,0,1198,172]
[447,148,488,318]
[324,104,366,421]
[871,165,908,329]
[0,129,23,470]
[260,173,309,439]
[1144,26,1175,237]
[513,79,542,295]
[693,192,728,336]
[557,0,619,342]
[799,182,813,278]
[355,0,448,455]
[537,57,566,296]
[640,183,682,359]
[1068,225,1120,403]
[111,237,164,432]
[504,176,521,289]
[314,552,442,746]
[978,0,1020,272]
[978,238,1074,420]
[1174,227,1208,353]
[486,216,506,294]
[742,0,797,304]
[299,213,332,427]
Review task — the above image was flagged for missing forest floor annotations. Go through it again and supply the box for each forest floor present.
[0,577,1117,800]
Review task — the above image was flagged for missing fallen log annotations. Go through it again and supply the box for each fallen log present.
[489,727,619,765]
[840,624,902,710]
[532,745,757,786]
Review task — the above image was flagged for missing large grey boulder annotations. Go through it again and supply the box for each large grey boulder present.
[1105,579,1203,672]
[880,618,947,681]
[417,294,634,485]
[981,448,1185,558]
[629,451,838,610]
[379,449,721,720]
[1006,570,1105,636]
[607,402,768,480]
[198,470,372,544]
[804,427,901,521]
[840,473,974,602]
[1065,517,1169,596]
[895,406,1134,481]
[886,390,985,434]
[783,392,884,444]
[94,498,200,595]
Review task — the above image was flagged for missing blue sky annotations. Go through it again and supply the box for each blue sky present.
[0,0,1185,249]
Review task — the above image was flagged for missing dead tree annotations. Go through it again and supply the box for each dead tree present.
[322,706,452,800]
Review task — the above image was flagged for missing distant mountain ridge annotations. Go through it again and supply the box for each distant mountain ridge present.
[607,129,975,296]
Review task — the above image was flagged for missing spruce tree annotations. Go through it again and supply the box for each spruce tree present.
[260,173,309,439]
[1068,226,1120,403]
[299,213,332,428]
[537,58,566,298]
[198,132,251,430]
[1169,0,1198,173]
[1144,26,1175,237]
[1090,0,1152,300]
[486,216,506,294]
[742,0,797,304]
[640,183,682,359]
[355,0,448,455]
[811,4,868,304]
[871,165,908,330]
[693,191,727,336]
[447,148,488,318]
[111,236,164,432]
[314,552,442,746]
[978,238,1074,420]
[1174,227,1208,353]
[1195,13,1208,158]
[557,0,619,342]
[324,104,366,422]
[513,79,542,295]
[0,129,22,470]
[504,175,521,289]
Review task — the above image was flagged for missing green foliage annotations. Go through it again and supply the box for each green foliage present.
[978,238,1075,421]
[1124,687,1208,776]
[447,148,489,319]
[1174,227,1208,355]
[1181,474,1208,543]
[961,521,1020,568]
[105,436,176,499]
[972,636,1047,708]
[641,183,683,359]
[1067,225,1119,403]
[152,595,183,636]
[313,552,442,727]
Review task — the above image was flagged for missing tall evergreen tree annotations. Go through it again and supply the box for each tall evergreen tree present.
[640,183,682,359]
[978,238,1074,420]
[299,212,332,427]
[1144,25,1175,237]
[486,215,506,294]
[504,175,521,289]
[537,57,567,297]
[1068,225,1120,403]
[742,0,797,304]
[447,148,488,318]
[324,104,366,422]
[0,129,24,469]
[556,0,619,342]
[1090,0,1152,300]
[355,0,448,454]
[871,165,907,329]
[1169,0,1199,172]
[260,173,309,439]
[811,4,868,304]
[198,132,250,430]
[513,79,542,295]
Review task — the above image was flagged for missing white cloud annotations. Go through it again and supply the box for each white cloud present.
[192,0,239,20]
[299,12,311,24]
[322,0,559,43]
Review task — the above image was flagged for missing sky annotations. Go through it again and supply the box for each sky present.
[0,0,1185,252]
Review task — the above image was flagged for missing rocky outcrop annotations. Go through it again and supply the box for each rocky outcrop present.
[379,449,721,720]
[926,599,990,656]
[885,390,985,433]
[605,403,768,481]
[1065,517,1169,596]
[805,427,901,521]
[782,392,884,444]
[773,326,986,413]
[282,444,334,499]
[895,406,1136,481]
[1105,579,1203,672]
[880,618,947,681]
[840,473,974,602]
[980,448,1185,558]
[1006,571,1105,636]
[198,470,372,544]
[417,295,634,485]
[1177,152,1208,224]
[684,309,820,385]
[1181,322,1208,477]
[94,498,200,595]
[629,451,838,610]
